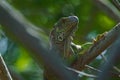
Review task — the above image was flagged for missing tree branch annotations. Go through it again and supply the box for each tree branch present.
[97,37,120,80]
[111,0,120,11]
[0,54,12,80]
[72,23,120,70]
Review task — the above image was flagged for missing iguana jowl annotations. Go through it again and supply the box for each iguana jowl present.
[44,16,81,80]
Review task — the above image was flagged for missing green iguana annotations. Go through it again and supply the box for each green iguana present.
[50,16,80,62]
[44,16,81,80]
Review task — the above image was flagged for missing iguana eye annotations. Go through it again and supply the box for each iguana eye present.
[58,35,63,41]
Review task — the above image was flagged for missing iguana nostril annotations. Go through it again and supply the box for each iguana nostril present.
[68,16,79,23]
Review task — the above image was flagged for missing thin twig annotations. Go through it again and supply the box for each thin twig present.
[85,65,102,73]
[66,67,97,78]
[0,54,12,80]
[100,54,107,62]
[113,66,120,73]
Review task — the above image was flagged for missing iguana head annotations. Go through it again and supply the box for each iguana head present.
[53,16,79,42]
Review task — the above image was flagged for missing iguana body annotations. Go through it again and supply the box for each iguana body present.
[44,16,80,80]
[50,16,79,60]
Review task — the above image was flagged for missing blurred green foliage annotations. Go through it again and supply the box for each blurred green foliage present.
[0,0,118,80]
[7,0,116,43]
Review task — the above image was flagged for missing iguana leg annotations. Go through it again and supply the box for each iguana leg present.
[71,42,82,54]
